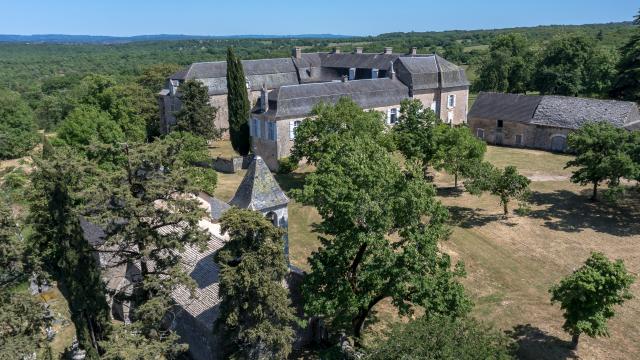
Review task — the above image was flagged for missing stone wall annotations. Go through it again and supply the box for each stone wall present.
[468,116,572,152]
[439,86,469,125]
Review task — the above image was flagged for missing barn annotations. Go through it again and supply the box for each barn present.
[467,92,640,152]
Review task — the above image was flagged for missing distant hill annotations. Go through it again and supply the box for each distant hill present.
[0,33,353,44]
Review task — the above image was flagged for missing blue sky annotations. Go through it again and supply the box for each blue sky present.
[0,0,637,36]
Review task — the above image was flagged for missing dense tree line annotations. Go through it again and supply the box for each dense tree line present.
[474,9,640,102]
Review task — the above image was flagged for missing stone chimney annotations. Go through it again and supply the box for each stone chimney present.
[355,47,363,54]
[384,47,393,55]
[389,61,396,80]
[333,47,341,54]
[260,84,268,112]
[341,75,348,82]
[293,47,302,59]
[410,47,417,55]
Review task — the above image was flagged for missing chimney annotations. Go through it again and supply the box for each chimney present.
[411,47,417,55]
[384,47,393,55]
[341,75,348,82]
[355,47,363,54]
[260,84,268,112]
[333,47,341,54]
[389,61,396,80]
[293,47,302,59]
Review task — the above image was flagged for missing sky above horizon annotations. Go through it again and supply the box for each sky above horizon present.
[0,0,637,36]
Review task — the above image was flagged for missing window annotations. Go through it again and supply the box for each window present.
[447,111,454,124]
[349,67,356,80]
[371,68,379,79]
[430,101,437,113]
[477,128,485,139]
[289,120,302,140]
[497,120,504,128]
[267,122,276,141]
[515,134,523,146]
[252,118,261,138]
[447,94,456,108]
[388,108,398,124]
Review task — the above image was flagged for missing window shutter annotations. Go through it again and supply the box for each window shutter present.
[289,121,295,140]
[250,119,254,136]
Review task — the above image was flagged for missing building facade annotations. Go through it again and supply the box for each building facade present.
[468,92,640,152]
[159,47,470,170]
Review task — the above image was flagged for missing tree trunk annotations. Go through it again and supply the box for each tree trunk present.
[352,295,386,340]
[571,333,580,350]
[591,182,598,201]
[454,173,458,188]
[503,201,508,215]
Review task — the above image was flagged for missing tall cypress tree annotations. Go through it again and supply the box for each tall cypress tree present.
[28,149,111,358]
[226,47,251,155]
[174,79,222,140]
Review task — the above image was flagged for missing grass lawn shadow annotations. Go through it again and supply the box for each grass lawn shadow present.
[528,189,640,236]
[507,324,577,360]
[448,205,516,228]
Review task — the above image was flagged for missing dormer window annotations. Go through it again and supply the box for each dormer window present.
[372,68,379,79]
[349,68,356,80]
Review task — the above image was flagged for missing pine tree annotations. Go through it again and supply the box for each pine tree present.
[215,208,296,358]
[28,149,112,358]
[175,79,222,140]
[226,47,251,155]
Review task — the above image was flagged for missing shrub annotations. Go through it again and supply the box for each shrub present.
[277,157,298,174]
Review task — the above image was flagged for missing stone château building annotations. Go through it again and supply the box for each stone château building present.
[159,47,470,170]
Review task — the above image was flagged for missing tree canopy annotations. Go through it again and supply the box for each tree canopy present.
[175,79,222,141]
[366,315,514,360]
[466,163,531,215]
[392,99,440,170]
[291,97,392,166]
[565,122,635,201]
[432,125,487,188]
[294,136,470,339]
[0,88,38,159]
[550,252,634,350]
[215,208,295,359]
[473,33,533,93]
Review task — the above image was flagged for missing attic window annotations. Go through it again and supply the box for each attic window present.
[349,68,356,80]
[497,120,504,128]
[372,68,379,79]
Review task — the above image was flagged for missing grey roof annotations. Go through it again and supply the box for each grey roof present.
[396,55,470,90]
[171,233,226,331]
[208,197,231,221]
[80,217,107,246]
[229,156,288,211]
[531,96,640,130]
[468,92,640,130]
[171,58,300,95]
[267,78,410,120]
[468,92,543,123]
[318,52,398,70]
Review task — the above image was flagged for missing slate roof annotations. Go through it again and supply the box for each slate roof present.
[171,58,300,95]
[318,52,398,70]
[263,78,410,120]
[468,92,543,123]
[165,51,468,98]
[396,55,470,90]
[229,156,288,211]
[532,96,640,130]
[468,92,640,130]
[169,222,227,331]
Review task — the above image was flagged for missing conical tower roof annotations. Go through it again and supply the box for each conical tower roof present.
[229,156,288,211]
